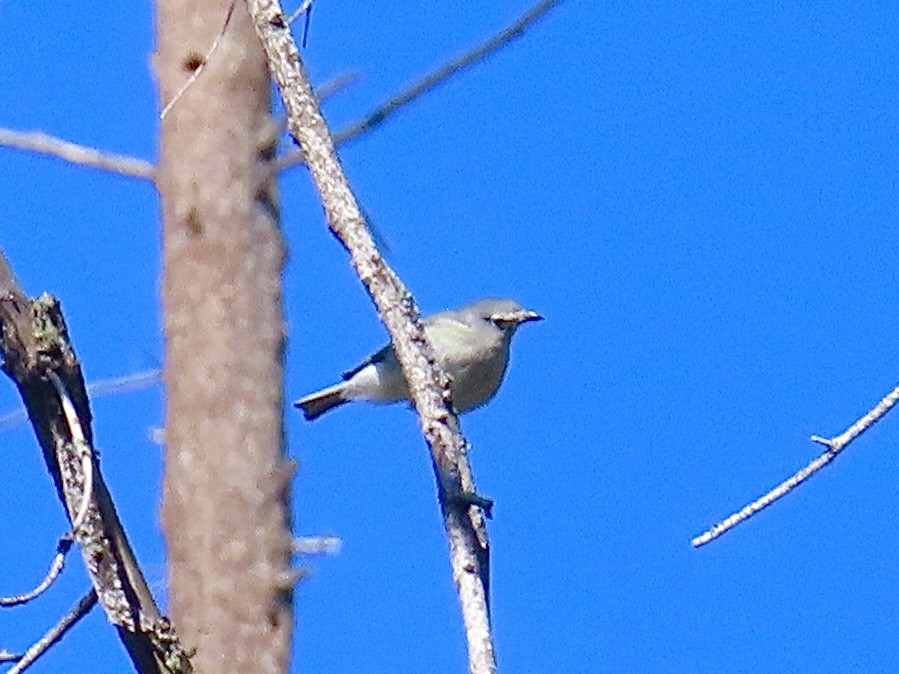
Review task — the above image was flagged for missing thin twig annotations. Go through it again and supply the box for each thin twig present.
[278,0,564,170]
[159,1,237,120]
[85,368,162,397]
[0,368,162,433]
[7,589,98,674]
[809,383,899,451]
[47,372,93,534]
[292,535,341,556]
[314,70,362,101]
[0,538,73,607]
[693,382,899,548]
[0,129,154,180]
[301,1,313,47]
[246,3,497,671]
[286,0,314,49]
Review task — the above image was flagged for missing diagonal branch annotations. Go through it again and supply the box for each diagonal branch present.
[0,129,155,180]
[0,250,192,673]
[6,589,98,674]
[693,382,899,548]
[278,0,564,170]
[246,3,496,672]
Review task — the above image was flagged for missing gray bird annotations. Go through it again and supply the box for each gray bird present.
[295,298,543,421]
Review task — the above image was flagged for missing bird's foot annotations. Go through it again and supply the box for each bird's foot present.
[447,490,494,519]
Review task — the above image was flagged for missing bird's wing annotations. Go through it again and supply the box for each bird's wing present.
[341,343,393,380]
[340,311,469,381]
[424,314,483,369]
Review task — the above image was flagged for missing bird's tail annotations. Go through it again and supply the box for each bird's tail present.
[294,383,349,421]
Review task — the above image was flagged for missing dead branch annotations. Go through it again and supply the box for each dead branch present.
[246,2,497,672]
[156,0,292,668]
[693,382,899,548]
[278,0,565,171]
[0,129,154,180]
[0,250,192,673]
[6,589,98,674]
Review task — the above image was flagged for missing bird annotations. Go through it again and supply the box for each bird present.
[295,298,543,421]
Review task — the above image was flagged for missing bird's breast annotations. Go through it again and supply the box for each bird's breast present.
[443,341,509,413]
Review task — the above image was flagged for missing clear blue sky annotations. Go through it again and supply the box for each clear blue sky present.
[2,2,899,672]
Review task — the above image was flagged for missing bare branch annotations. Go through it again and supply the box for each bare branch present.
[6,589,98,674]
[0,538,72,607]
[693,382,899,548]
[0,129,154,180]
[278,0,564,170]
[0,250,192,673]
[809,383,899,451]
[246,3,496,672]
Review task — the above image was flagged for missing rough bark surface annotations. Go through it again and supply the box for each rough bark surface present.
[245,3,496,672]
[0,254,192,674]
[155,2,292,672]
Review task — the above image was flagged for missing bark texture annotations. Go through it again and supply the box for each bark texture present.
[0,254,192,673]
[245,3,495,672]
[155,2,292,672]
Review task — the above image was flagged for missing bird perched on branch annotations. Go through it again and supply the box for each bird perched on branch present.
[295,298,543,421]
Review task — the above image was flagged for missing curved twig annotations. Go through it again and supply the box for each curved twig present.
[0,538,73,607]
[159,1,237,120]
[47,372,93,534]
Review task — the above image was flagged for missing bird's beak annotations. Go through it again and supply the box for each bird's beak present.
[517,310,543,324]
[494,309,543,325]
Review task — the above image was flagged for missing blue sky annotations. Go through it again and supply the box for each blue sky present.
[2,2,899,672]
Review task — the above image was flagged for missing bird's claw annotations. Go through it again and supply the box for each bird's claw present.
[448,490,494,519]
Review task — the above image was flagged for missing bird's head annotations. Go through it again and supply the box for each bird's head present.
[470,298,543,336]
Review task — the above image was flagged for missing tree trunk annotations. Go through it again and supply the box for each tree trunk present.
[155,1,293,671]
